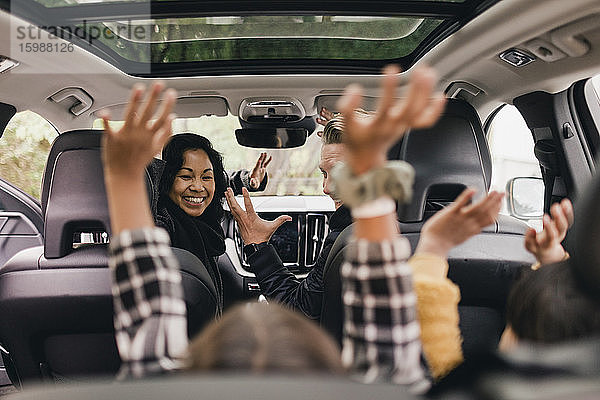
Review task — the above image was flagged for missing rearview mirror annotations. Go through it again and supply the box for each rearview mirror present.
[506,177,544,219]
[235,128,307,149]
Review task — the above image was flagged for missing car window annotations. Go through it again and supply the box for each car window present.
[487,105,542,223]
[0,110,58,200]
[95,115,324,196]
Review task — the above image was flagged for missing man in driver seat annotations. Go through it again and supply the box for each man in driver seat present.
[225,114,353,321]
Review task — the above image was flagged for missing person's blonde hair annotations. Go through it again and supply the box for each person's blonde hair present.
[321,109,372,145]
[186,302,344,375]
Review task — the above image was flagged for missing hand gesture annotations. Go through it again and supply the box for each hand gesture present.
[100,82,176,178]
[316,107,337,127]
[249,152,272,189]
[224,187,291,245]
[524,198,573,265]
[338,65,446,175]
[416,189,504,258]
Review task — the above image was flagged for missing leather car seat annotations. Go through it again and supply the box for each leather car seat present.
[321,99,535,360]
[0,130,217,387]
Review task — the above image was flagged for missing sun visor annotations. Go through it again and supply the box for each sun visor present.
[0,102,17,139]
[93,96,228,119]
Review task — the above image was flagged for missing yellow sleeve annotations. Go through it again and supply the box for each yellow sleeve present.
[408,253,463,380]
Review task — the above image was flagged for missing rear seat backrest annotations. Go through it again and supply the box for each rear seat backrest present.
[44,147,109,258]
[0,130,217,386]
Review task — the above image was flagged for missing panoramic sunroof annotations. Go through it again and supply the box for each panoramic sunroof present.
[2,0,500,76]
[93,16,443,64]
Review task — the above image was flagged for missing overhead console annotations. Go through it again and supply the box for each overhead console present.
[499,14,600,67]
[239,97,305,124]
[236,97,316,149]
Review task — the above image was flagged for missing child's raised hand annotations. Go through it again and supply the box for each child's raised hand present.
[100,82,176,178]
[416,189,504,258]
[337,65,446,175]
[524,198,573,265]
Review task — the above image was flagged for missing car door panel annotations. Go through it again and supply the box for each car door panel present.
[0,212,42,268]
[0,179,43,268]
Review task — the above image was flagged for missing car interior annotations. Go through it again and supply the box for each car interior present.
[0,0,599,398]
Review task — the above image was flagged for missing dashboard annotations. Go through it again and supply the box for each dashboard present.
[223,196,335,294]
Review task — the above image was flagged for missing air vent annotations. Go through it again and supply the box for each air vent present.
[233,222,247,266]
[305,214,327,267]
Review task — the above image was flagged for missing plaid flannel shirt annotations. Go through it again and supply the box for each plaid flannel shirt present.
[341,236,431,393]
[109,227,188,379]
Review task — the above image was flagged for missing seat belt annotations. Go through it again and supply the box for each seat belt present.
[534,140,564,213]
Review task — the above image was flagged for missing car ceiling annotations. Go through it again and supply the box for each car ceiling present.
[0,0,599,133]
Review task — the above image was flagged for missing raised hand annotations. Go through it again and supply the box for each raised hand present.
[249,152,272,189]
[524,198,573,265]
[416,189,504,258]
[99,82,177,235]
[224,187,291,245]
[338,65,446,175]
[316,107,337,127]
[99,82,176,178]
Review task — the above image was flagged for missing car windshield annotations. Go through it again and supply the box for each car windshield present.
[96,115,325,196]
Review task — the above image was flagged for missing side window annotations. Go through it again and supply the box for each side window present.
[487,105,542,225]
[0,110,58,200]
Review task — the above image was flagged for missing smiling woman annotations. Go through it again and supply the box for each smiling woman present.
[159,134,225,222]
[168,149,215,217]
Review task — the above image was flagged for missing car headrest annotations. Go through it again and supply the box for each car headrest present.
[395,99,491,222]
[43,130,109,259]
[42,130,103,216]
[42,130,154,259]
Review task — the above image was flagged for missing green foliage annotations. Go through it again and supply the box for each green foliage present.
[87,17,442,63]
[0,111,57,199]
